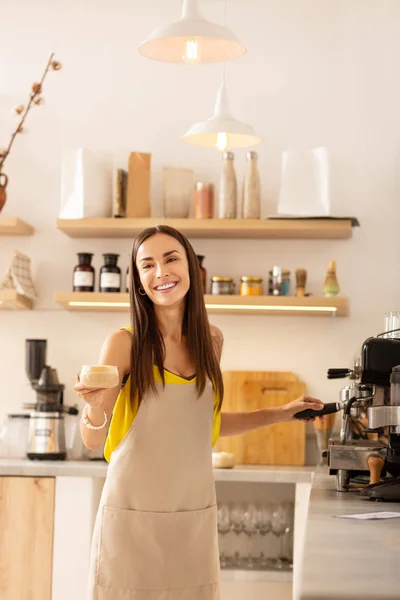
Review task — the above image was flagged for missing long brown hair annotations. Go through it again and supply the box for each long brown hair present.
[129,225,223,410]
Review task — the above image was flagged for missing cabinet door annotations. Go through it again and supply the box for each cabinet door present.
[0,476,55,600]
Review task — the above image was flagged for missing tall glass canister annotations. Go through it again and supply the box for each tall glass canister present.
[242,151,261,219]
[218,151,237,218]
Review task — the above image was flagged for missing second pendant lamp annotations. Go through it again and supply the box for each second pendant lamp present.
[182,68,262,151]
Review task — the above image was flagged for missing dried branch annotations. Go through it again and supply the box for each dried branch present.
[0,52,61,172]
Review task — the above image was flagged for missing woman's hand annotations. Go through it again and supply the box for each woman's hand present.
[73,375,108,408]
[281,396,325,422]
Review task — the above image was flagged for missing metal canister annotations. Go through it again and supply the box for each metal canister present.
[240,276,263,296]
[211,276,235,295]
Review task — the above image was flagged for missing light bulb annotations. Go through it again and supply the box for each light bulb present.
[215,132,228,151]
[182,40,201,64]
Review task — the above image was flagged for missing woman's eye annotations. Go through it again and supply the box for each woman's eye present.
[167,257,177,263]
[142,264,152,270]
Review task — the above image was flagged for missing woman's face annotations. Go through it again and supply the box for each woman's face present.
[136,233,190,306]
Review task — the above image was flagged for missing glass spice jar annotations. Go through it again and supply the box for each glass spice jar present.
[194,182,214,219]
[73,253,95,292]
[240,276,263,296]
[211,276,235,295]
[100,253,121,292]
[268,269,291,296]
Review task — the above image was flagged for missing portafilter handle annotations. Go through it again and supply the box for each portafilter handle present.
[327,369,353,379]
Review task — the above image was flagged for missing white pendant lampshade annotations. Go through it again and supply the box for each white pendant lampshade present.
[182,79,262,151]
[138,0,246,65]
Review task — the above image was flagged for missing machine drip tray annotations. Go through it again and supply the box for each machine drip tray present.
[27,452,67,461]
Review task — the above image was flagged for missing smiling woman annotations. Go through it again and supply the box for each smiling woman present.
[74,224,323,600]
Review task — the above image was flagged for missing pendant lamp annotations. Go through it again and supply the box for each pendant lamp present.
[138,0,246,65]
[181,70,262,151]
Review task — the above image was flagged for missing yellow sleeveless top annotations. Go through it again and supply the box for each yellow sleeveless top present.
[104,328,221,462]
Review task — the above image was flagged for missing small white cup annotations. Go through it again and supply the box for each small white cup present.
[80,365,119,389]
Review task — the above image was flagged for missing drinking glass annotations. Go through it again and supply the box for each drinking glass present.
[230,502,244,567]
[384,312,400,339]
[242,502,258,569]
[256,503,273,569]
[217,503,231,568]
[271,503,292,569]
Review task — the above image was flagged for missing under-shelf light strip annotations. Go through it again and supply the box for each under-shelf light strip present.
[68,301,337,313]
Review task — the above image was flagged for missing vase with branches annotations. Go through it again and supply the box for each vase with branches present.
[0,52,62,213]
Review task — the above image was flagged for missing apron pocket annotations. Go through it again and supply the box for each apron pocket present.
[97,503,219,591]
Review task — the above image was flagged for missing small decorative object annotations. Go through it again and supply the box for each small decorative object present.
[242,151,261,219]
[0,53,61,214]
[278,147,330,216]
[210,276,235,295]
[100,254,121,293]
[112,169,128,218]
[73,253,95,292]
[59,148,113,218]
[126,152,151,218]
[240,276,263,296]
[323,261,340,297]
[295,269,307,297]
[0,251,37,300]
[196,255,207,294]
[271,266,282,296]
[218,151,237,218]
[268,269,291,296]
[194,182,214,219]
[163,167,193,218]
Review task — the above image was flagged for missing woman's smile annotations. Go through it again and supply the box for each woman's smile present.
[153,281,179,293]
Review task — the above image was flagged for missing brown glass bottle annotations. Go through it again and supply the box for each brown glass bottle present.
[196,255,207,294]
[73,253,95,292]
[100,254,121,292]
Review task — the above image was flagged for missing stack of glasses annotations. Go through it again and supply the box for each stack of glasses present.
[217,501,294,571]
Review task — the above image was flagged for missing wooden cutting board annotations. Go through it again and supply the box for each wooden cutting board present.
[218,371,306,466]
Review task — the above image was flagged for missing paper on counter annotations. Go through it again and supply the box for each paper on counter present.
[334,511,400,520]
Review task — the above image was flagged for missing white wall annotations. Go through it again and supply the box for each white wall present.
[1,0,399,447]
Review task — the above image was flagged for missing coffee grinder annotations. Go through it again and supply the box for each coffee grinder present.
[25,339,78,460]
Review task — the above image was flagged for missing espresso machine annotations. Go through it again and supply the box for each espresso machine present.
[325,335,400,501]
[25,339,78,460]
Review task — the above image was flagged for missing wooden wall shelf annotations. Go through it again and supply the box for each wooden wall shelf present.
[0,290,33,310]
[56,217,353,240]
[54,292,349,317]
[0,216,34,236]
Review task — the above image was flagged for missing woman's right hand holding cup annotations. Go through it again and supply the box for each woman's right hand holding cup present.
[73,365,119,408]
[73,376,107,408]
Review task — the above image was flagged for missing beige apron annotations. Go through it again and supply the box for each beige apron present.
[87,377,220,600]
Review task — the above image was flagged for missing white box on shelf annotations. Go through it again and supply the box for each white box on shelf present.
[59,148,113,219]
[277,146,330,217]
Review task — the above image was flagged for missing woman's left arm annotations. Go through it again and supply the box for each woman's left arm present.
[219,396,324,437]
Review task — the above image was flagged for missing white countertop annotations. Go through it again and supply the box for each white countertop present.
[0,458,314,483]
[299,467,400,600]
